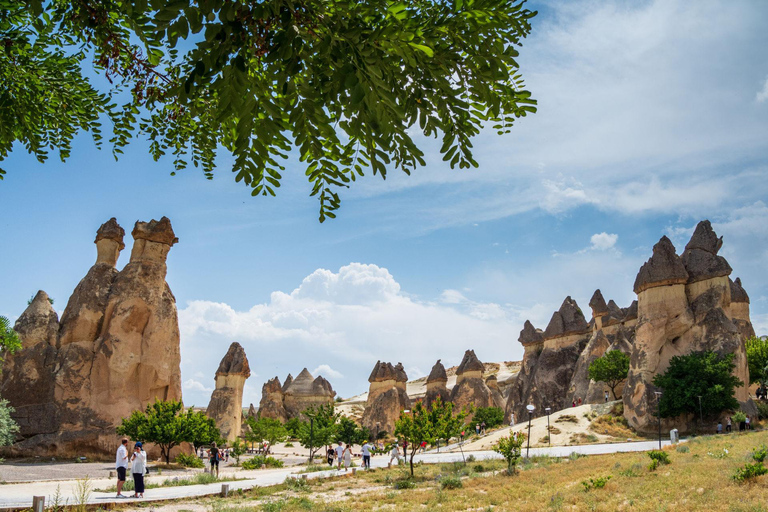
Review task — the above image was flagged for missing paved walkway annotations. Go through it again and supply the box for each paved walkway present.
[0,440,674,510]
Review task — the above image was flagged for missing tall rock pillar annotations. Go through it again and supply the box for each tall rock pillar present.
[207,342,251,442]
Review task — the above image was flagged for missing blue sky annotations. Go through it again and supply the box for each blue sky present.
[1,0,767,407]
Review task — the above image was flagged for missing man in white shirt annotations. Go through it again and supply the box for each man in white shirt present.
[115,438,130,498]
[361,441,374,469]
[335,441,344,470]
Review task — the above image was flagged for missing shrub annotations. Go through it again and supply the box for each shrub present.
[439,475,463,489]
[556,415,579,424]
[472,464,485,473]
[174,453,204,468]
[733,411,747,424]
[648,450,670,471]
[733,462,768,483]
[284,442,294,447]
[466,454,476,463]
[755,401,768,420]
[494,433,525,475]
[242,456,284,470]
[751,445,768,463]
[393,479,416,490]
[676,445,690,453]
[581,476,611,491]
[468,407,505,432]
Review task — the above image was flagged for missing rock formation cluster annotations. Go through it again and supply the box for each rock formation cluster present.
[424,359,450,409]
[257,369,336,421]
[450,350,496,416]
[1,218,182,456]
[206,342,251,442]
[361,361,410,436]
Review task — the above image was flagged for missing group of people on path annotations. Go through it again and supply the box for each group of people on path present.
[326,440,378,470]
[115,438,147,499]
[716,414,753,434]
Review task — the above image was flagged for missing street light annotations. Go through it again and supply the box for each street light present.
[654,391,663,450]
[526,404,535,458]
[697,395,703,433]
[545,407,552,448]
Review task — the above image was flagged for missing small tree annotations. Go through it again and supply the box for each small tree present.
[0,398,20,447]
[653,351,742,419]
[182,407,220,454]
[334,416,370,445]
[229,438,246,465]
[284,417,305,439]
[494,433,526,475]
[431,396,471,451]
[469,407,505,432]
[246,417,288,455]
[746,336,768,386]
[117,400,200,463]
[588,350,630,400]
[0,316,22,364]
[298,403,338,462]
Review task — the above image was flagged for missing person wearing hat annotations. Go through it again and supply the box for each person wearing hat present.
[130,442,147,498]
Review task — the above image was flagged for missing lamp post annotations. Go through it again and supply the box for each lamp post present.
[545,407,552,448]
[526,404,535,458]
[654,391,663,450]
[697,395,703,433]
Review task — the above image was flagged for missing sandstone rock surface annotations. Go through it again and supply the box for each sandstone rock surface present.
[450,350,495,417]
[424,359,450,409]
[206,342,251,442]
[258,377,288,422]
[283,368,336,419]
[361,361,410,436]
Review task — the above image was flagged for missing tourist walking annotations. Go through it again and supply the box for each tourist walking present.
[335,441,345,470]
[115,438,130,498]
[343,443,352,470]
[361,441,374,469]
[131,442,147,498]
[480,421,486,435]
[389,442,401,465]
[604,391,609,403]
[717,421,723,434]
[326,445,335,466]
[746,415,751,430]
[209,442,221,478]
[510,412,516,427]
[475,423,481,436]
[726,416,732,432]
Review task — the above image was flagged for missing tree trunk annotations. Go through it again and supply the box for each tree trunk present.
[409,449,415,476]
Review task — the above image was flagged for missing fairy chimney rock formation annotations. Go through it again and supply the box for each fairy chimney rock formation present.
[258,377,288,422]
[485,375,506,410]
[362,361,411,435]
[450,350,495,416]
[207,342,251,441]
[424,359,450,408]
[281,374,293,393]
[623,221,754,433]
[283,368,336,419]
[1,217,183,457]
[729,278,755,340]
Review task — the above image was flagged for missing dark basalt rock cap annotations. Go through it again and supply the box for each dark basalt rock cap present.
[95,218,126,250]
[312,376,336,397]
[394,362,408,382]
[623,300,638,321]
[456,349,484,375]
[216,342,251,377]
[132,216,179,246]
[681,221,732,283]
[589,289,609,316]
[730,277,750,304]
[281,374,293,392]
[368,361,399,383]
[543,296,588,339]
[426,359,448,383]
[633,236,689,294]
[519,320,544,346]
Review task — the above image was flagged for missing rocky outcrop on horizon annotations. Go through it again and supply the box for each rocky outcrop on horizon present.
[206,342,251,442]
[258,377,289,422]
[450,350,495,417]
[623,221,756,433]
[1,217,182,457]
[283,368,336,419]
[361,361,410,436]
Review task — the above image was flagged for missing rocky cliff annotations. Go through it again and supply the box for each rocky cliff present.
[206,342,251,442]
[450,350,495,418]
[361,361,410,436]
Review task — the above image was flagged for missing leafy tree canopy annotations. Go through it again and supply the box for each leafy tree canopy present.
[1,0,537,220]
[333,415,370,445]
[588,350,630,400]
[0,398,20,447]
[746,336,768,386]
[468,406,504,432]
[182,407,221,451]
[652,351,742,419]
[245,416,288,454]
[297,402,339,460]
[493,432,525,475]
[0,316,22,364]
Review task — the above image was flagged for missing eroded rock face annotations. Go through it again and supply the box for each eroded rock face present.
[0,218,183,457]
[424,359,449,409]
[450,350,495,417]
[361,361,410,435]
[729,277,756,340]
[623,222,755,433]
[258,377,288,422]
[207,342,251,442]
[283,368,336,419]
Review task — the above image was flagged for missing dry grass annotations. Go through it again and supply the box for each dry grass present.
[556,414,579,424]
[134,431,768,512]
[590,413,636,439]
[569,433,599,444]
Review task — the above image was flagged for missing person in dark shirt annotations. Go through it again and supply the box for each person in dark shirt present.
[208,442,220,478]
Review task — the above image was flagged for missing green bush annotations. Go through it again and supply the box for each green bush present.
[242,456,284,470]
[755,401,768,420]
[174,453,204,468]
[752,445,768,463]
[732,411,747,424]
[468,407,505,432]
[676,445,690,453]
[466,454,476,463]
[733,462,768,483]
[581,476,611,491]
[648,450,670,471]
[472,464,485,473]
[284,476,311,492]
[284,442,294,447]
[393,479,416,490]
[439,475,463,489]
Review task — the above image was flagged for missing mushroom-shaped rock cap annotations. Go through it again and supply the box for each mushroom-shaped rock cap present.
[485,374,499,389]
[394,362,408,382]
[589,290,609,316]
[368,361,400,382]
[262,376,283,394]
[543,296,588,339]
[519,320,544,346]
[456,350,485,375]
[95,218,126,250]
[426,359,448,383]
[633,236,689,294]
[286,368,316,395]
[282,374,293,392]
[623,300,639,321]
[132,216,178,246]
[216,342,251,377]
[681,221,732,283]
[730,277,750,304]
[311,376,336,397]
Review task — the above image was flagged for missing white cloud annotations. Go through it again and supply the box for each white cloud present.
[757,76,768,103]
[179,263,523,406]
[590,233,618,251]
[312,364,344,380]
[183,378,213,394]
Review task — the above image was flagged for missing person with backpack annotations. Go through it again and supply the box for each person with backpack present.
[209,442,221,478]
